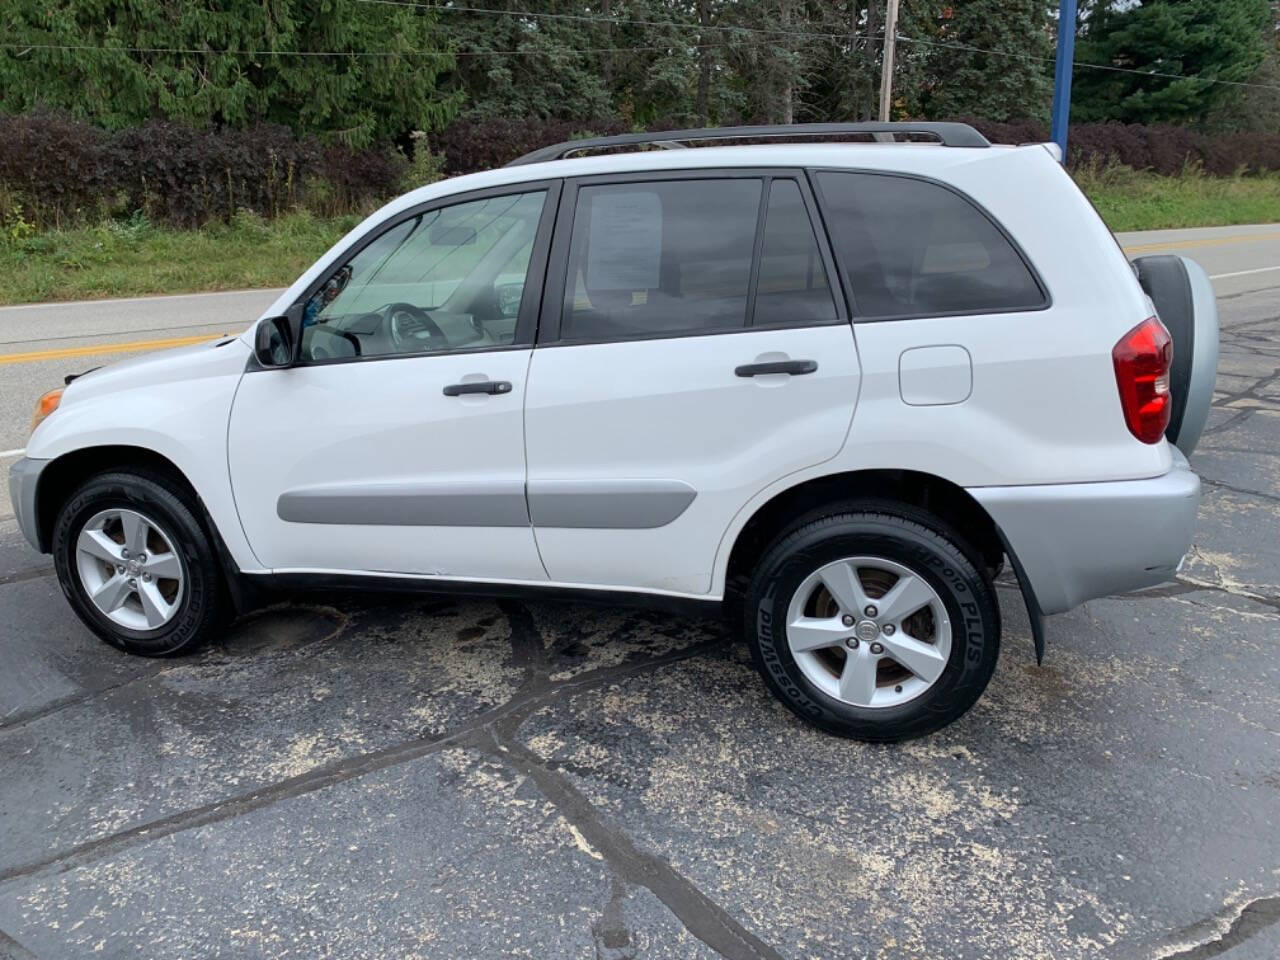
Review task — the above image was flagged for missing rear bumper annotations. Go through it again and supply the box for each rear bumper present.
[8,457,48,553]
[969,449,1199,615]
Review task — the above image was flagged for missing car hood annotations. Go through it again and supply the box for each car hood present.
[60,336,250,404]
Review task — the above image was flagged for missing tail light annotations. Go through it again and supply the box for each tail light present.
[1112,316,1173,444]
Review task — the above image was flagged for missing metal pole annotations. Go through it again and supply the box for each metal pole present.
[1050,0,1077,161]
[878,0,901,122]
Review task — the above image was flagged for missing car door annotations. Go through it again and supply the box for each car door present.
[524,171,861,595]
[228,183,558,580]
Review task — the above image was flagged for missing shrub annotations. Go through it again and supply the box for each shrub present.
[399,130,448,194]
[0,110,403,230]
[112,121,319,228]
[0,109,120,227]
[4,110,1279,235]
[966,118,1280,175]
[314,144,407,217]
[434,116,631,174]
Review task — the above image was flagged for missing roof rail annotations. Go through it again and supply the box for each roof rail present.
[506,122,990,166]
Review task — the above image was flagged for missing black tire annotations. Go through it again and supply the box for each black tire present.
[52,470,228,657]
[743,502,1000,742]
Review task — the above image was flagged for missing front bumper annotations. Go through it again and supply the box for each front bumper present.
[970,449,1200,615]
[8,457,48,553]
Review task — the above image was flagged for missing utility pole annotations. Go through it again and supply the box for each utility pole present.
[1050,0,1078,161]
[878,0,901,122]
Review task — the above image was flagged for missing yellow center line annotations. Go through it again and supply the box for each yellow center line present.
[1121,231,1280,255]
[0,332,229,367]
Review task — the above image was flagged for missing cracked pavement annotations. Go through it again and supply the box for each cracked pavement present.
[1,288,1279,959]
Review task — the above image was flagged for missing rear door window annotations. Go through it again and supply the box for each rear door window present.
[560,178,761,342]
[754,179,838,325]
[814,171,1046,319]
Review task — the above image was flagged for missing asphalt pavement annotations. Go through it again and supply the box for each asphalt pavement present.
[0,227,1278,958]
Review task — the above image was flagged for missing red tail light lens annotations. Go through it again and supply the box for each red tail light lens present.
[1112,316,1173,444]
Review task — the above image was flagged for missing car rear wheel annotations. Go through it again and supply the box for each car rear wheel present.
[743,504,1000,741]
[52,470,227,656]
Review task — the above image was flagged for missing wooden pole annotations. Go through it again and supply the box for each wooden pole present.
[878,0,901,122]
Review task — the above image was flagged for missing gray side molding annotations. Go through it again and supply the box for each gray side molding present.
[278,481,530,526]
[277,478,698,529]
[528,479,697,529]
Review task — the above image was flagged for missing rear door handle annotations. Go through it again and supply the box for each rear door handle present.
[734,360,818,378]
[443,380,513,397]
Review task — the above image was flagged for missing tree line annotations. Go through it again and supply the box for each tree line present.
[0,0,1276,149]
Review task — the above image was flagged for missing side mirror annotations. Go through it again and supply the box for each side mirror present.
[253,304,304,368]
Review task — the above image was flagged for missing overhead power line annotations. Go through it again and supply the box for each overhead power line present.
[894,34,1280,92]
[359,0,1280,94]
[356,0,849,41]
[5,28,1279,94]
[2,42,443,58]
[0,39,749,59]
[356,0,1280,92]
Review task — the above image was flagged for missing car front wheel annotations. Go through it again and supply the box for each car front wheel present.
[52,470,227,656]
[743,504,1000,741]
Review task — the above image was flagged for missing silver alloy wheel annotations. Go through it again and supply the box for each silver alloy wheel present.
[785,556,951,709]
[74,508,185,631]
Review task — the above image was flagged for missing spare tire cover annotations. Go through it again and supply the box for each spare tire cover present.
[1132,254,1219,456]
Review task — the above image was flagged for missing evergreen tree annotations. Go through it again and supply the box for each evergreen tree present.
[435,0,615,122]
[1203,0,1280,132]
[0,0,459,146]
[920,0,1054,122]
[1072,0,1272,125]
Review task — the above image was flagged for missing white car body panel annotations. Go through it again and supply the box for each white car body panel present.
[24,338,262,571]
[524,324,861,594]
[227,349,545,580]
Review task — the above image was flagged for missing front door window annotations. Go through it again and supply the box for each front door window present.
[301,190,546,362]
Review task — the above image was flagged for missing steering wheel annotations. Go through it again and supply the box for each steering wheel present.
[306,325,362,360]
[387,302,446,350]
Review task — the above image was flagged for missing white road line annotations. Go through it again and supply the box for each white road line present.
[0,448,25,458]
[1209,265,1280,280]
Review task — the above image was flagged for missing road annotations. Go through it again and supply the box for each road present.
[0,226,1278,957]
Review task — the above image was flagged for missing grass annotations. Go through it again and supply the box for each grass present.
[0,210,357,305]
[1,169,1278,304]
[1074,166,1280,232]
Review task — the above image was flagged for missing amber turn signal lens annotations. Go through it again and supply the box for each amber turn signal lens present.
[31,388,63,434]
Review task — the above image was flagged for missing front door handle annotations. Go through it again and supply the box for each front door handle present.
[443,380,513,397]
[734,359,818,378]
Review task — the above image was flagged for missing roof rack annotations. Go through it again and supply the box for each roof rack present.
[505,122,990,166]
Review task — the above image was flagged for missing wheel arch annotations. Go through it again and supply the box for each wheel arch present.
[719,467,1046,659]
[33,445,196,553]
[30,445,255,611]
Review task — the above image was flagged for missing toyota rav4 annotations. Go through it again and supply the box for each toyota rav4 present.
[9,123,1218,741]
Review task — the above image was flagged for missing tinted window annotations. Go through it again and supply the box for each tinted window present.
[561,178,761,342]
[754,179,837,324]
[300,191,545,362]
[815,171,1045,318]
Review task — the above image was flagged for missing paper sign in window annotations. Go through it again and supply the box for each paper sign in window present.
[586,191,662,291]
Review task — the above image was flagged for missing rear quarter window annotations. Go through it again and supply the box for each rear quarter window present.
[813,170,1047,319]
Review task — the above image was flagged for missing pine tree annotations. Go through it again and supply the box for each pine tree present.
[0,0,460,146]
[1072,0,1273,125]
[920,0,1054,122]
[434,0,615,123]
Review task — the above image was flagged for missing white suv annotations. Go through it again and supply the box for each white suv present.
[9,123,1217,741]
